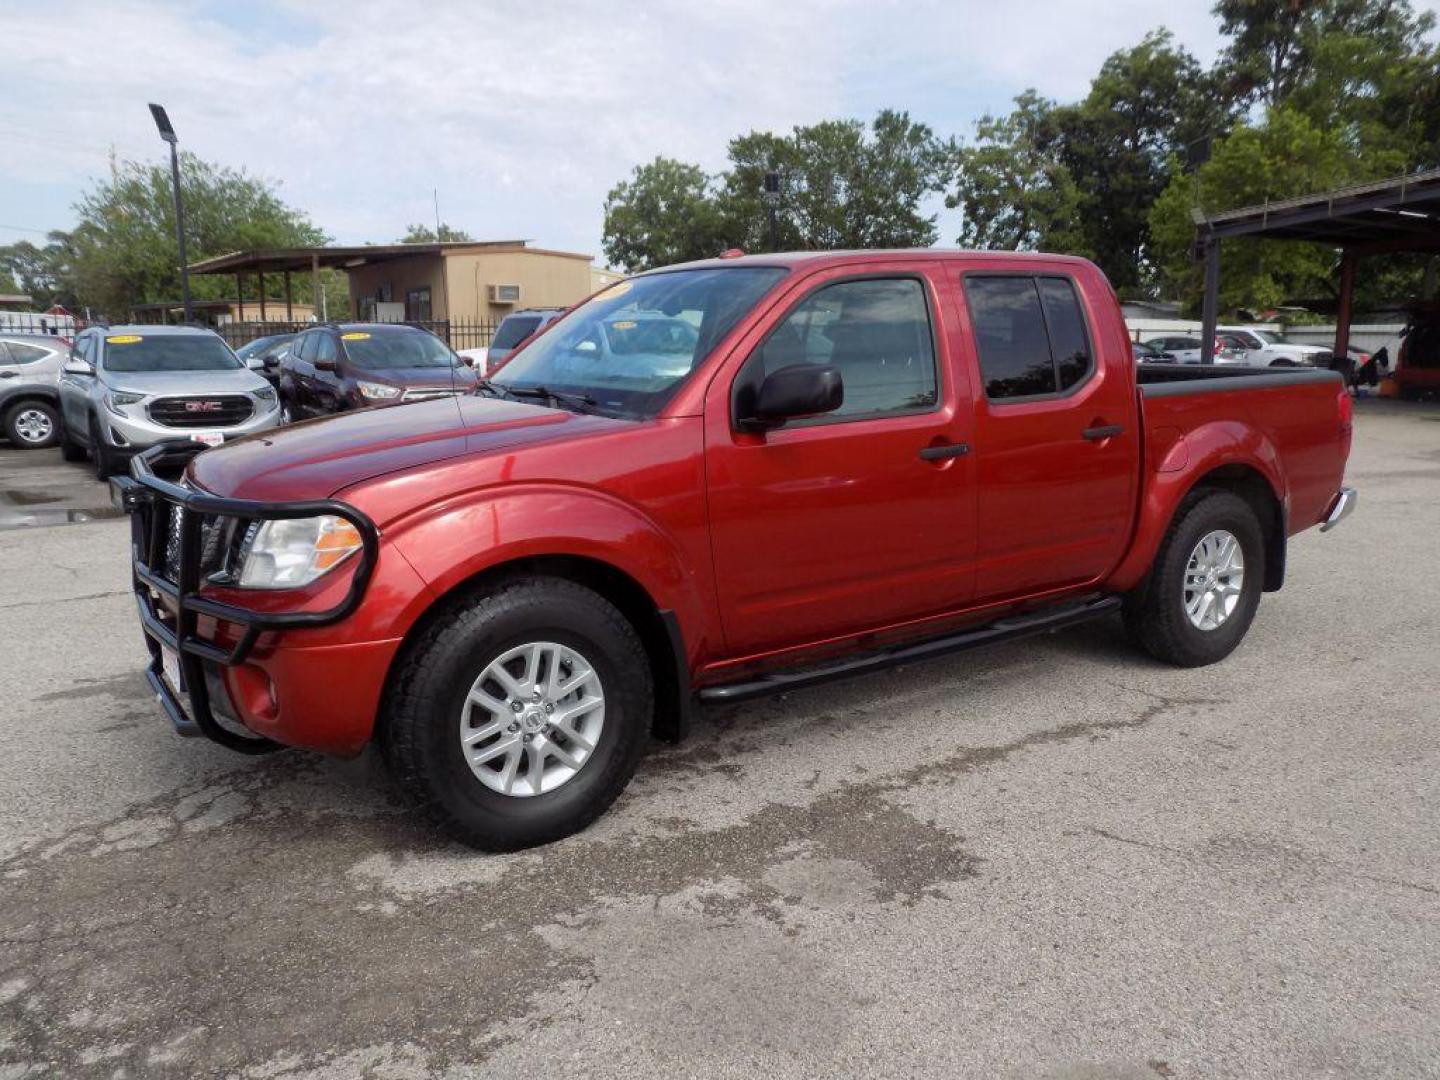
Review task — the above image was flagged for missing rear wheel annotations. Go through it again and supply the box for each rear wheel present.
[381,577,652,850]
[1123,490,1265,667]
[4,401,60,449]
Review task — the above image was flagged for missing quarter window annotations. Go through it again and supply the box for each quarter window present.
[744,277,937,422]
[965,275,1093,400]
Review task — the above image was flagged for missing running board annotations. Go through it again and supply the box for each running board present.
[697,596,1122,704]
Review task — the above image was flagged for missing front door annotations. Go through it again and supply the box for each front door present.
[954,264,1138,602]
[705,266,977,657]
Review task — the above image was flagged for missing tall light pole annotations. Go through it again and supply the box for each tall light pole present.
[148,104,192,324]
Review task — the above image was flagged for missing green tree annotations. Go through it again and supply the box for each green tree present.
[719,110,948,251]
[1148,107,1361,311]
[1053,31,1231,293]
[947,90,1086,254]
[397,223,474,243]
[61,152,326,317]
[601,157,731,272]
[0,234,74,307]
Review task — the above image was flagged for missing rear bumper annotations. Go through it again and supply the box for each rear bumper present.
[111,441,382,755]
[1320,487,1357,532]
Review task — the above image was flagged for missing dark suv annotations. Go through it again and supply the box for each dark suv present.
[277,323,477,420]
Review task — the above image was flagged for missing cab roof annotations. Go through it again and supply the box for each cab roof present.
[645,248,1096,275]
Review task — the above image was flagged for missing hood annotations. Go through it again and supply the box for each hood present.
[104,367,271,396]
[188,394,629,501]
[355,365,479,390]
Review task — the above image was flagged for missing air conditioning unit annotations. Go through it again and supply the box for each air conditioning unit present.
[488,283,522,305]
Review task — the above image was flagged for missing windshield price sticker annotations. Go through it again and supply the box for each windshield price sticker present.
[106,335,143,344]
[341,332,372,341]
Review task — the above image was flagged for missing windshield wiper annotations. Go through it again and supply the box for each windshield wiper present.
[502,385,599,411]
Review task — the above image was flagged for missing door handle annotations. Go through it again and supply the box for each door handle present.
[918,442,970,461]
[1082,424,1123,441]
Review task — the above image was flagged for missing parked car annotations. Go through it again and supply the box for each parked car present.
[0,333,67,448]
[1392,305,1440,400]
[458,308,566,373]
[1132,340,1175,363]
[1141,334,1248,364]
[1217,326,1332,367]
[277,323,478,420]
[234,333,295,389]
[110,250,1355,851]
[57,325,281,479]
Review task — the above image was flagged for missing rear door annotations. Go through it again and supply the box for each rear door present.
[954,263,1138,602]
[705,263,977,656]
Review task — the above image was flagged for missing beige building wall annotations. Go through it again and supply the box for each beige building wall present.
[441,249,594,321]
[342,248,598,323]
[346,257,448,320]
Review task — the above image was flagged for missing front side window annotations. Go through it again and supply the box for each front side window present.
[965,275,1093,400]
[100,333,241,373]
[315,334,338,365]
[492,267,786,418]
[742,277,937,422]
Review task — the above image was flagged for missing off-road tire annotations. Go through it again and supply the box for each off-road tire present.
[1123,489,1265,667]
[381,576,653,851]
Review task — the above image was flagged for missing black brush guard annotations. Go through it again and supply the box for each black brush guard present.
[110,441,380,753]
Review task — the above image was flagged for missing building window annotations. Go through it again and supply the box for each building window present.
[405,287,432,322]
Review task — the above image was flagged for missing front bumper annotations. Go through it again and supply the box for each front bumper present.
[111,441,380,753]
[102,399,281,452]
[1320,487,1357,532]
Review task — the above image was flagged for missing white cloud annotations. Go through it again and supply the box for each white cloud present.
[0,0,1431,260]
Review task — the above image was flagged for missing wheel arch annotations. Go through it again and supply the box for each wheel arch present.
[382,552,692,745]
[1110,437,1288,596]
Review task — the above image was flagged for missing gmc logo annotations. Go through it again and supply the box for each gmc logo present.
[184,401,223,413]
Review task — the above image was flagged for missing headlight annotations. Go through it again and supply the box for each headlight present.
[105,391,144,414]
[356,380,401,401]
[254,387,276,403]
[234,515,363,589]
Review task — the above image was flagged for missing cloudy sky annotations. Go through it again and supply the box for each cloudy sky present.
[0,0,1405,265]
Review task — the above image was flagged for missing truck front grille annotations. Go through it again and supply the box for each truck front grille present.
[148,395,254,428]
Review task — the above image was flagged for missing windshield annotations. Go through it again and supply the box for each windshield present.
[491,267,786,416]
[341,328,458,370]
[491,316,544,351]
[102,334,241,373]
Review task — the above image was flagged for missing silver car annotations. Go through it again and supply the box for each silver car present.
[0,333,67,448]
[57,324,281,479]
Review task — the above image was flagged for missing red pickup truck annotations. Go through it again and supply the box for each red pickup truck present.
[113,250,1355,850]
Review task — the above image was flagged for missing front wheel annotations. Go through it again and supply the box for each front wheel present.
[381,577,653,850]
[89,416,118,480]
[1123,490,1265,667]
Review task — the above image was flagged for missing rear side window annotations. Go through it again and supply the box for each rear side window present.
[7,342,51,365]
[492,316,543,350]
[746,277,938,422]
[964,275,1093,400]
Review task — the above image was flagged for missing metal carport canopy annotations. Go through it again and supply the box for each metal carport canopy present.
[1195,167,1440,362]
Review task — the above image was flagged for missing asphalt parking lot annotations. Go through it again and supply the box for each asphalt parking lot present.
[1,401,1436,1079]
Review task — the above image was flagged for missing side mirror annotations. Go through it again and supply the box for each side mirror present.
[262,354,281,370]
[314,358,337,372]
[739,364,844,431]
[63,360,93,377]
[575,340,598,354]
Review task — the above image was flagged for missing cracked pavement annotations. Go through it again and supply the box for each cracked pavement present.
[1,401,1437,1078]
